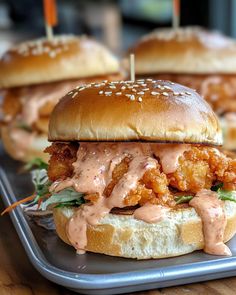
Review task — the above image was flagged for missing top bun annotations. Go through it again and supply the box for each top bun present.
[0,35,119,88]
[48,79,222,145]
[128,27,236,74]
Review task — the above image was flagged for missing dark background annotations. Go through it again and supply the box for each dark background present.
[0,0,234,55]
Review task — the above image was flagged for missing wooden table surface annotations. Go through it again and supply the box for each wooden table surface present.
[1,199,236,295]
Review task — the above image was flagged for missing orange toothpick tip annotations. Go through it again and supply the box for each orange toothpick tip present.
[173,0,180,16]
[172,0,180,29]
[43,0,58,27]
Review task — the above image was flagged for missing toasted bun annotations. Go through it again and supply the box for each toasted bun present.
[128,27,236,74]
[221,114,236,150]
[53,200,236,259]
[1,126,49,162]
[0,35,119,88]
[48,79,222,145]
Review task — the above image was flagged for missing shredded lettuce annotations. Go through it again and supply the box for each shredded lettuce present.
[28,168,85,210]
[175,186,236,205]
[25,158,48,171]
[175,195,193,204]
[39,188,84,210]
[218,189,236,202]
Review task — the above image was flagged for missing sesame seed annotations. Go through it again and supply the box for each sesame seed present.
[121,86,126,90]
[125,94,131,97]
[143,88,149,91]
[128,86,134,89]
[99,91,104,95]
[137,79,144,82]
[132,88,137,92]
[138,97,142,102]
[105,91,112,96]
[130,95,135,101]
[170,82,175,85]
[137,91,144,95]
[94,84,101,87]
[142,84,147,87]
[116,92,122,95]
[180,92,185,95]
[173,92,179,96]
[109,85,116,89]
[162,92,169,96]
[164,86,171,90]
[185,91,192,95]
[103,80,108,83]
[72,92,78,98]
[151,91,159,96]
[147,78,152,81]
[157,85,162,89]
[68,91,73,95]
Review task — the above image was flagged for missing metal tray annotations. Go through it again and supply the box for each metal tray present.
[1,146,236,295]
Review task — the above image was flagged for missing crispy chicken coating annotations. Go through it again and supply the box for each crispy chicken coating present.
[170,147,236,192]
[45,142,78,182]
[45,143,236,208]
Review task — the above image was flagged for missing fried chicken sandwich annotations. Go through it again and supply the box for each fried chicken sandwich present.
[127,27,236,150]
[0,35,120,162]
[6,78,236,259]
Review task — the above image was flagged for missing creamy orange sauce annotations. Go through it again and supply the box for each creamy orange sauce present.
[20,80,80,125]
[189,189,231,256]
[8,126,35,159]
[154,144,191,174]
[50,142,190,252]
[134,203,169,223]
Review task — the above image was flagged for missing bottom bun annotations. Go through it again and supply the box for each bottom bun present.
[1,126,49,162]
[53,200,236,259]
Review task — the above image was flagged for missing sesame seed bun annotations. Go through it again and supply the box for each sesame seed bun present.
[48,79,222,145]
[0,35,119,88]
[53,200,236,259]
[128,27,236,75]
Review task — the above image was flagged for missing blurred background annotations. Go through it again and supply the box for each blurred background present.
[0,0,234,56]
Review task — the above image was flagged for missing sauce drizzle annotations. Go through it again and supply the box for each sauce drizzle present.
[50,142,190,252]
[189,189,231,256]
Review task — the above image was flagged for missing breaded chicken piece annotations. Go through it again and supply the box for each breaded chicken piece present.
[45,142,78,181]
[169,147,236,192]
[45,143,236,208]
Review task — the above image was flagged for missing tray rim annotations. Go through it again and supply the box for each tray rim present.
[1,167,236,293]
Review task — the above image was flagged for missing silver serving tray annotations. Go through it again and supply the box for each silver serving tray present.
[1,147,236,295]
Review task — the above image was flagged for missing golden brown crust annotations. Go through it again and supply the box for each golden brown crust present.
[48,79,222,145]
[0,35,119,88]
[128,27,236,74]
[53,202,236,259]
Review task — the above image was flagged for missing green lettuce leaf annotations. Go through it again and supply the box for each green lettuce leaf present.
[218,189,236,202]
[39,188,84,210]
[25,158,48,171]
[175,188,236,205]
[28,168,85,210]
[175,195,193,204]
